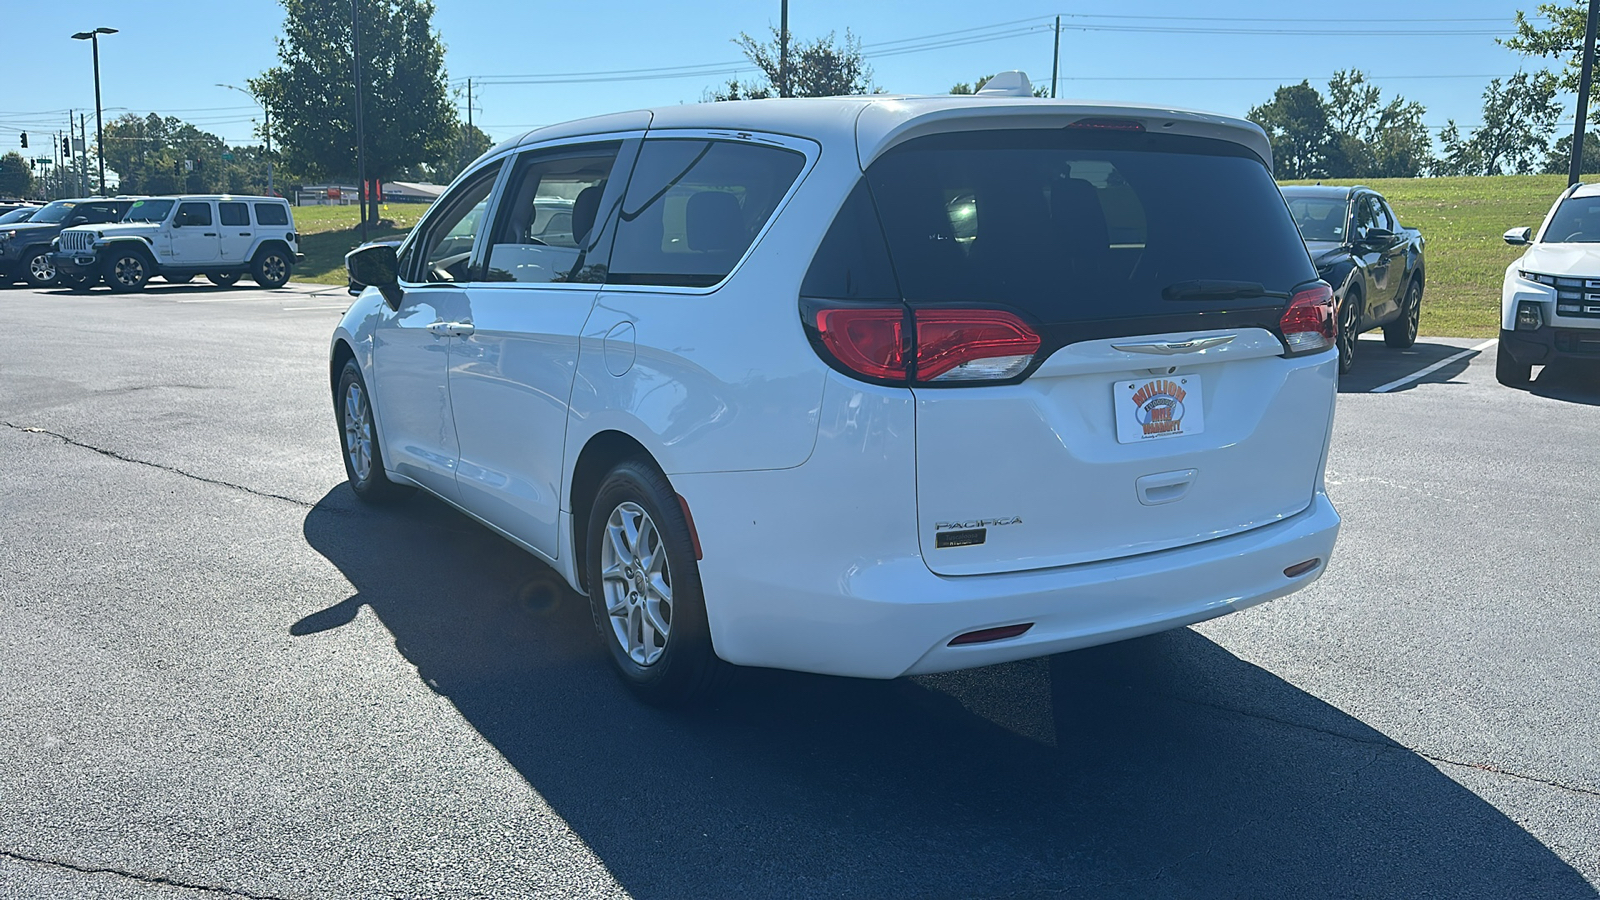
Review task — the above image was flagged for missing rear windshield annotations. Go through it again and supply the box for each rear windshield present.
[856,129,1316,322]
[1283,195,1347,242]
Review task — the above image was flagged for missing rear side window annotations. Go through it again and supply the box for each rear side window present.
[254,203,289,226]
[801,181,899,301]
[219,202,249,227]
[608,138,806,288]
[864,129,1317,322]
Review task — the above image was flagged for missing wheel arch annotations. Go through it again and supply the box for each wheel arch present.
[568,429,670,594]
[330,339,357,406]
[252,238,294,264]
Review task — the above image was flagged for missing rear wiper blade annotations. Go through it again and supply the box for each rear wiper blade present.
[1162,280,1290,302]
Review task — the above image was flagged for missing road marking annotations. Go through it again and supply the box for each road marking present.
[175,296,262,303]
[1370,339,1498,394]
[281,304,350,311]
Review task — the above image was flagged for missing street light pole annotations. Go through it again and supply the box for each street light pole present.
[352,0,369,241]
[71,27,117,194]
[1570,0,1600,186]
[217,83,274,196]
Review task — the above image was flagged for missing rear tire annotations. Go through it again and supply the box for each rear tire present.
[1495,342,1532,388]
[207,271,242,288]
[1384,279,1422,348]
[585,460,727,706]
[103,250,151,293]
[251,247,292,289]
[1337,288,1362,376]
[336,360,412,504]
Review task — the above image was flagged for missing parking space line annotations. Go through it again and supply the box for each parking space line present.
[281,305,350,311]
[175,296,263,303]
[1370,339,1498,394]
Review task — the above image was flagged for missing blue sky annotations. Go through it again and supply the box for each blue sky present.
[0,1,1572,155]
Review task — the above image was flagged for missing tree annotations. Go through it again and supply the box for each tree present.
[1247,81,1342,179]
[1324,70,1432,178]
[98,113,282,195]
[706,28,874,100]
[252,0,458,225]
[1503,3,1596,99]
[1434,72,1562,175]
[1544,131,1600,173]
[0,151,34,198]
[949,74,1049,98]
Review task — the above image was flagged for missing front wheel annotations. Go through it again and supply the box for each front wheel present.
[207,271,242,288]
[335,360,411,503]
[22,249,56,287]
[103,250,151,293]
[586,461,726,706]
[1384,280,1422,348]
[251,248,292,289]
[1495,342,1532,388]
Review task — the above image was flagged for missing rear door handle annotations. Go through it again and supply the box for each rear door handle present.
[426,321,475,337]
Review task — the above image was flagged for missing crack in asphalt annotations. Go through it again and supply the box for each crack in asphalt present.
[0,849,297,899]
[1,422,315,509]
[1167,694,1600,799]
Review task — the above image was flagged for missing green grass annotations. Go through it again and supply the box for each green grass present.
[292,177,1588,336]
[1280,174,1600,337]
[290,204,425,285]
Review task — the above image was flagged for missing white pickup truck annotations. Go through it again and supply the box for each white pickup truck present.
[53,195,301,292]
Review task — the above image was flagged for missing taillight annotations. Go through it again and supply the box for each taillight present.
[1279,282,1336,356]
[809,304,1043,385]
[915,309,1041,381]
[814,307,907,381]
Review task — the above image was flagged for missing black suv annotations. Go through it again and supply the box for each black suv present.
[0,197,136,287]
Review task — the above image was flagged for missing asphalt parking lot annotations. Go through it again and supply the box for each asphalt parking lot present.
[1,282,1597,899]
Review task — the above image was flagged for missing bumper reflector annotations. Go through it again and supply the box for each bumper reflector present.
[1283,558,1322,578]
[949,623,1034,646]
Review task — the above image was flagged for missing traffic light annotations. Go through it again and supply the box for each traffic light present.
[19,132,27,149]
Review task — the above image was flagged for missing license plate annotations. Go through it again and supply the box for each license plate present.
[1114,375,1204,444]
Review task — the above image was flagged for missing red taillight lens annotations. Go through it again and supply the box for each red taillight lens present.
[1279,282,1336,356]
[914,309,1042,381]
[815,307,907,380]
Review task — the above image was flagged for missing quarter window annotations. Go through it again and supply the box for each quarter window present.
[254,203,289,226]
[483,143,621,284]
[219,203,250,227]
[608,138,807,287]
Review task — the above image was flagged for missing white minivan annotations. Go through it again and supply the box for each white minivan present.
[335,85,1342,704]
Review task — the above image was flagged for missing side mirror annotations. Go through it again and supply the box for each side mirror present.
[1361,227,1396,247]
[347,242,402,307]
[172,217,184,228]
[1503,226,1533,246]
[66,216,87,226]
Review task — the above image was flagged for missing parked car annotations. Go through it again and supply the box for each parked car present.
[1280,185,1426,374]
[0,206,39,225]
[0,197,135,287]
[1498,183,1600,386]
[53,195,301,292]
[336,81,1342,705]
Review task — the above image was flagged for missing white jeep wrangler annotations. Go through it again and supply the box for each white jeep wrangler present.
[53,195,301,292]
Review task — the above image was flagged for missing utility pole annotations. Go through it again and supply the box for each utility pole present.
[465,77,473,169]
[67,110,78,195]
[264,104,273,197]
[352,0,369,240]
[1051,16,1061,99]
[779,0,790,98]
[1570,0,1600,185]
[80,114,89,195]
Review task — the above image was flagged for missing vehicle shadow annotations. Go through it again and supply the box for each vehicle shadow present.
[298,486,1596,899]
[1337,337,1482,394]
[1529,359,1600,406]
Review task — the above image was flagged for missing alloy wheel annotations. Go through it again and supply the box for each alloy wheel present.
[28,254,55,283]
[599,501,673,666]
[1404,286,1420,343]
[262,254,287,284]
[1338,299,1359,369]
[343,381,373,482]
[112,256,146,288]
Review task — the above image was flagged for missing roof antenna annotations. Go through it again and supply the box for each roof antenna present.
[976,71,1034,97]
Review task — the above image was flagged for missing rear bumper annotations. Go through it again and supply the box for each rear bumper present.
[1500,326,1600,365]
[678,457,1340,679]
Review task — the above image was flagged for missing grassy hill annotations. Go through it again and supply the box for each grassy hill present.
[291,176,1584,338]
